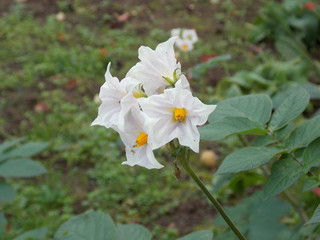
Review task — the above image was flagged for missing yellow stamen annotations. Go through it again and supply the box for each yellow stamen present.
[135,132,148,147]
[182,44,188,51]
[174,108,186,122]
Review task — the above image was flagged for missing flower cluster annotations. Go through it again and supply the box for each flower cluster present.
[92,37,216,169]
[170,29,198,52]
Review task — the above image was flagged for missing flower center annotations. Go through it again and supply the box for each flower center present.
[135,132,148,147]
[182,44,188,51]
[174,108,186,122]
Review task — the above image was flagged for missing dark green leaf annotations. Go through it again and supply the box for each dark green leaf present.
[0,138,25,153]
[264,156,304,198]
[302,178,320,192]
[209,94,273,124]
[55,210,116,240]
[0,213,7,234]
[306,204,320,225]
[0,182,16,202]
[217,147,283,174]
[115,224,151,240]
[177,230,213,240]
[13,227,48,240]
[200,117,267,141]
[252,135,276,146]
[0,159,47,178]
[286,115,320,150]
[269,88,310,131]
[4,142,48,158]
[302,138,320,168]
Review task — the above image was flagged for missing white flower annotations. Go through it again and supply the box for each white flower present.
[117,107,164,169]
[175,39,194,52]
[182,29,198,44]
[171,28,181,38]
[138,79,216,153]
[56,12,66,22]
[91,63,139,129]
[126,37,183,96]
[210,0,219,4]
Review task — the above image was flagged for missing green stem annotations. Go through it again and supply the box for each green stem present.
[178,148,248,240]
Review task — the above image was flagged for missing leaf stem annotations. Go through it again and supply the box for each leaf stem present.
[178,148,248,240]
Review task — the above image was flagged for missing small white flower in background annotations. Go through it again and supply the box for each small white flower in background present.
[126,37,183,96]
[210,0,220,4]
[93,94,101,104]
[175,39,194,52]
[118,107,164,169]
[56,12,66,22]
[170,28,198,52]
[92,37,216,169]
[138,79,216,153]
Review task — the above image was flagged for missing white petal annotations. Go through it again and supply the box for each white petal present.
[177,119,200,153]
[182,29,198,44]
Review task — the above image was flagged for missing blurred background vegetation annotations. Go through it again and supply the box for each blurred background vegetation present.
[0,0,319,239]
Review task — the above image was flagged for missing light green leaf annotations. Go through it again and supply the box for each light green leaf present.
[13,227,48,240]
[264,156,304,198]
[177,230,213,240]
[306,204,320,225]
[0,213,7,234]
[4,142,48,158]
[116,224,151,240]
[302,138,320,168]
[209,94,273,124]
[269,88,310,131]
[0,138,25,153]
[217,147,283,174]
[286,115,320,150]
[0,159,47,178]
[302,178,320,192]
[54,210,116,240]
[0,182,16,202]
[200,116,268,141]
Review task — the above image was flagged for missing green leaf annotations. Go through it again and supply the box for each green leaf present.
[275,36,300,60]
[306,204,320,225]
[200,116,268,141]
[302,138,320,168]
[115,224,151,240]
[0,182,16,202]
[13,227,48,240]
[55,210,116,240]
[209,94,273,124]
[302,178,320,192]
[0,213,7,234]
[0,159,47,178]
[217,147,283,174]
[252,135,276,146]
[286,115,320,150]
[177,230,213,240]
[263,156,304,198]
[269,88,310,131]
[0,138,25,153]
[4,142,48,158]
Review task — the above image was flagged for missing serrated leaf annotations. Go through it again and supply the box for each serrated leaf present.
[217,147,283,174]
[0,159,47,178]
[209,94,273,124]
[0,182,16,202]
[306,204,320,225]
[4,142,48,158]
[115,224,151,240]
[269,88,310,131]
[302,138,320,168]
[55,210,116,240]
[13,227,48,240]
[286,115,320,150]
[264,156,304,198]
[177,230,213,240]
[200,116,268,141]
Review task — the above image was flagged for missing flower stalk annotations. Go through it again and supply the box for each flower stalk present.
[176,147,248,240]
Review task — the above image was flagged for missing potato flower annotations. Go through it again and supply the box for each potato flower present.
[117,107,164,169]
[126,37,185,96]
[138,79,216,153]
[170,28,198,52]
